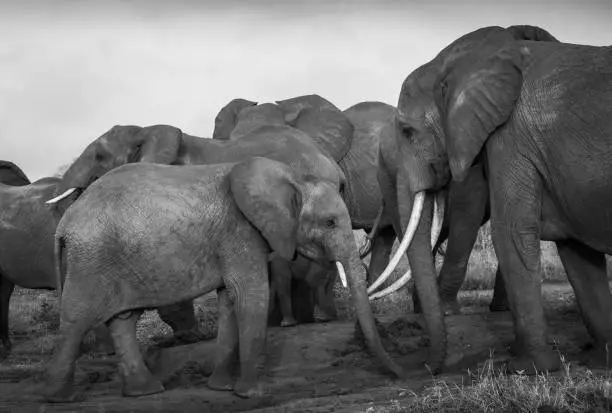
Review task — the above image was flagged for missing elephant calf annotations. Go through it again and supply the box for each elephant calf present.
[44,157,403,402]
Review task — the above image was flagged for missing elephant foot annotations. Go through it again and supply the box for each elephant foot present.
[506,351,561,375]
[440,300,462,316]
[44,380,77,403]
[234,380,264,398]
[280,317,298,328]
[121,374,165,397]
[0,337,11,361]
[208,372,234,391]
[580,341,612,369]
[313,306,335,323]
[488,301,510,312]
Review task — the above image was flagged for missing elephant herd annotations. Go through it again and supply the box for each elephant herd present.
[0,23,611,402]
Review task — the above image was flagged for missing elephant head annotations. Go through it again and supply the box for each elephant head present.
[213,94,354,162]
[212,98,258,140]
[48,125,183,205]
[229,156,406,378]
[370,24,559,369]
[0,161,30,186]
[275,94,354,161]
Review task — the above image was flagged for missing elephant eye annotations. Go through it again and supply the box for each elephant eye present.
[325,217,336,228]
[401,125,415,140]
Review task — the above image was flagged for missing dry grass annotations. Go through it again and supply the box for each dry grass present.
[361,354,612,413]
[6,224,612,412]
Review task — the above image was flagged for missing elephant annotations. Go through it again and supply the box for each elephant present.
[373,23,612,374]
[213,96,399,326]
[43,157,405,402]
[48,123,347,330]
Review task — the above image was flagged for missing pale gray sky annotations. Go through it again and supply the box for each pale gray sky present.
[1,0,611,180]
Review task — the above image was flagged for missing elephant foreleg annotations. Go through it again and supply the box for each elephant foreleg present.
[156,300,203,343]
[556,240,612,367]
[107,309,164,397]
[0,275,15,360]
[269,258,297,327]
[313,267,338,322]
[208,287,239,391]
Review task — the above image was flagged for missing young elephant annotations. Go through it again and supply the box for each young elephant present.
[44,157,403,402]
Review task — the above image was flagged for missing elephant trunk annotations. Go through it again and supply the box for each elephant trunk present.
[47,156,95,204]
[342,235,406,379]
[396,174,446,373]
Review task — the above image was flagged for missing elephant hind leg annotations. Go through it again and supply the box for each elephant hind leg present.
[0,275,15,361]
[108,309,164,397]
[44,311,97,402]
[556,240,612,367]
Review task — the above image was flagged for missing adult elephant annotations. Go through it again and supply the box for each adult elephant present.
[373,24,612,373]
[44,157,405,402]
[213,96,399,325]
[48,123,347,330]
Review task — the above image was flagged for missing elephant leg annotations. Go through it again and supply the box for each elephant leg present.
[157,300,204,343]
[208,287,239,391]
[489,265,510,312]
[556,240,612,366]
[367,225,396,285]
[270,259,297,327]
[108,310,164,397]
[44,302,97,402]
[88,324,116,355]
[487,154,559,373]
[0,275,15,361]
[313,268,337,322]
[428,164,489,316]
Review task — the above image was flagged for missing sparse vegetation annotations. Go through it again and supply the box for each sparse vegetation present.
[5,224,612,411]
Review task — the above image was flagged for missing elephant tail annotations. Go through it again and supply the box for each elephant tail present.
[54,233,66,301]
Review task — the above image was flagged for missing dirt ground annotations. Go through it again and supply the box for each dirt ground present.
[0,283,602,413]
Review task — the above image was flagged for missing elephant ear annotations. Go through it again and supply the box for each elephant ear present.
[134,125,182,164]
[0,161,30,186]
[213,98,258,140]
[229,103,286,140]
[276,94,337,122]
[435,30,524,182]
[229,157,301,261]
[276,95,353,161]
[506,25,559,42]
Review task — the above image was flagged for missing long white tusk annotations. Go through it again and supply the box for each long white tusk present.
[370,191,445,301]
[369,267,412,300]
[366,191,425,294]
[336,261,348,288]
[45,188,77,204]
[430,191,445,248]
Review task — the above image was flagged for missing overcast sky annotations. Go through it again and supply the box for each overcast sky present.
[1,0,611,180]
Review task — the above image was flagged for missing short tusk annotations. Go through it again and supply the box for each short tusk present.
[336,261,348,288]
[369,267,412,300]
[46,188,77,204]
[367,191,425,295]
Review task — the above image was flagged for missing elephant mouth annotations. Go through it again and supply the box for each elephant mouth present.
[297,246,330,267]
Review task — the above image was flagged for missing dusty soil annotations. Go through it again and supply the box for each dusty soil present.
[0,283,601,413]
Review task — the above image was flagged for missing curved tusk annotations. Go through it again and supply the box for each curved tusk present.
[369,267,412,300]
[46,188,77,204]
[430,191,445,249]
[336,261,348,288]
[366,191,425,295]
